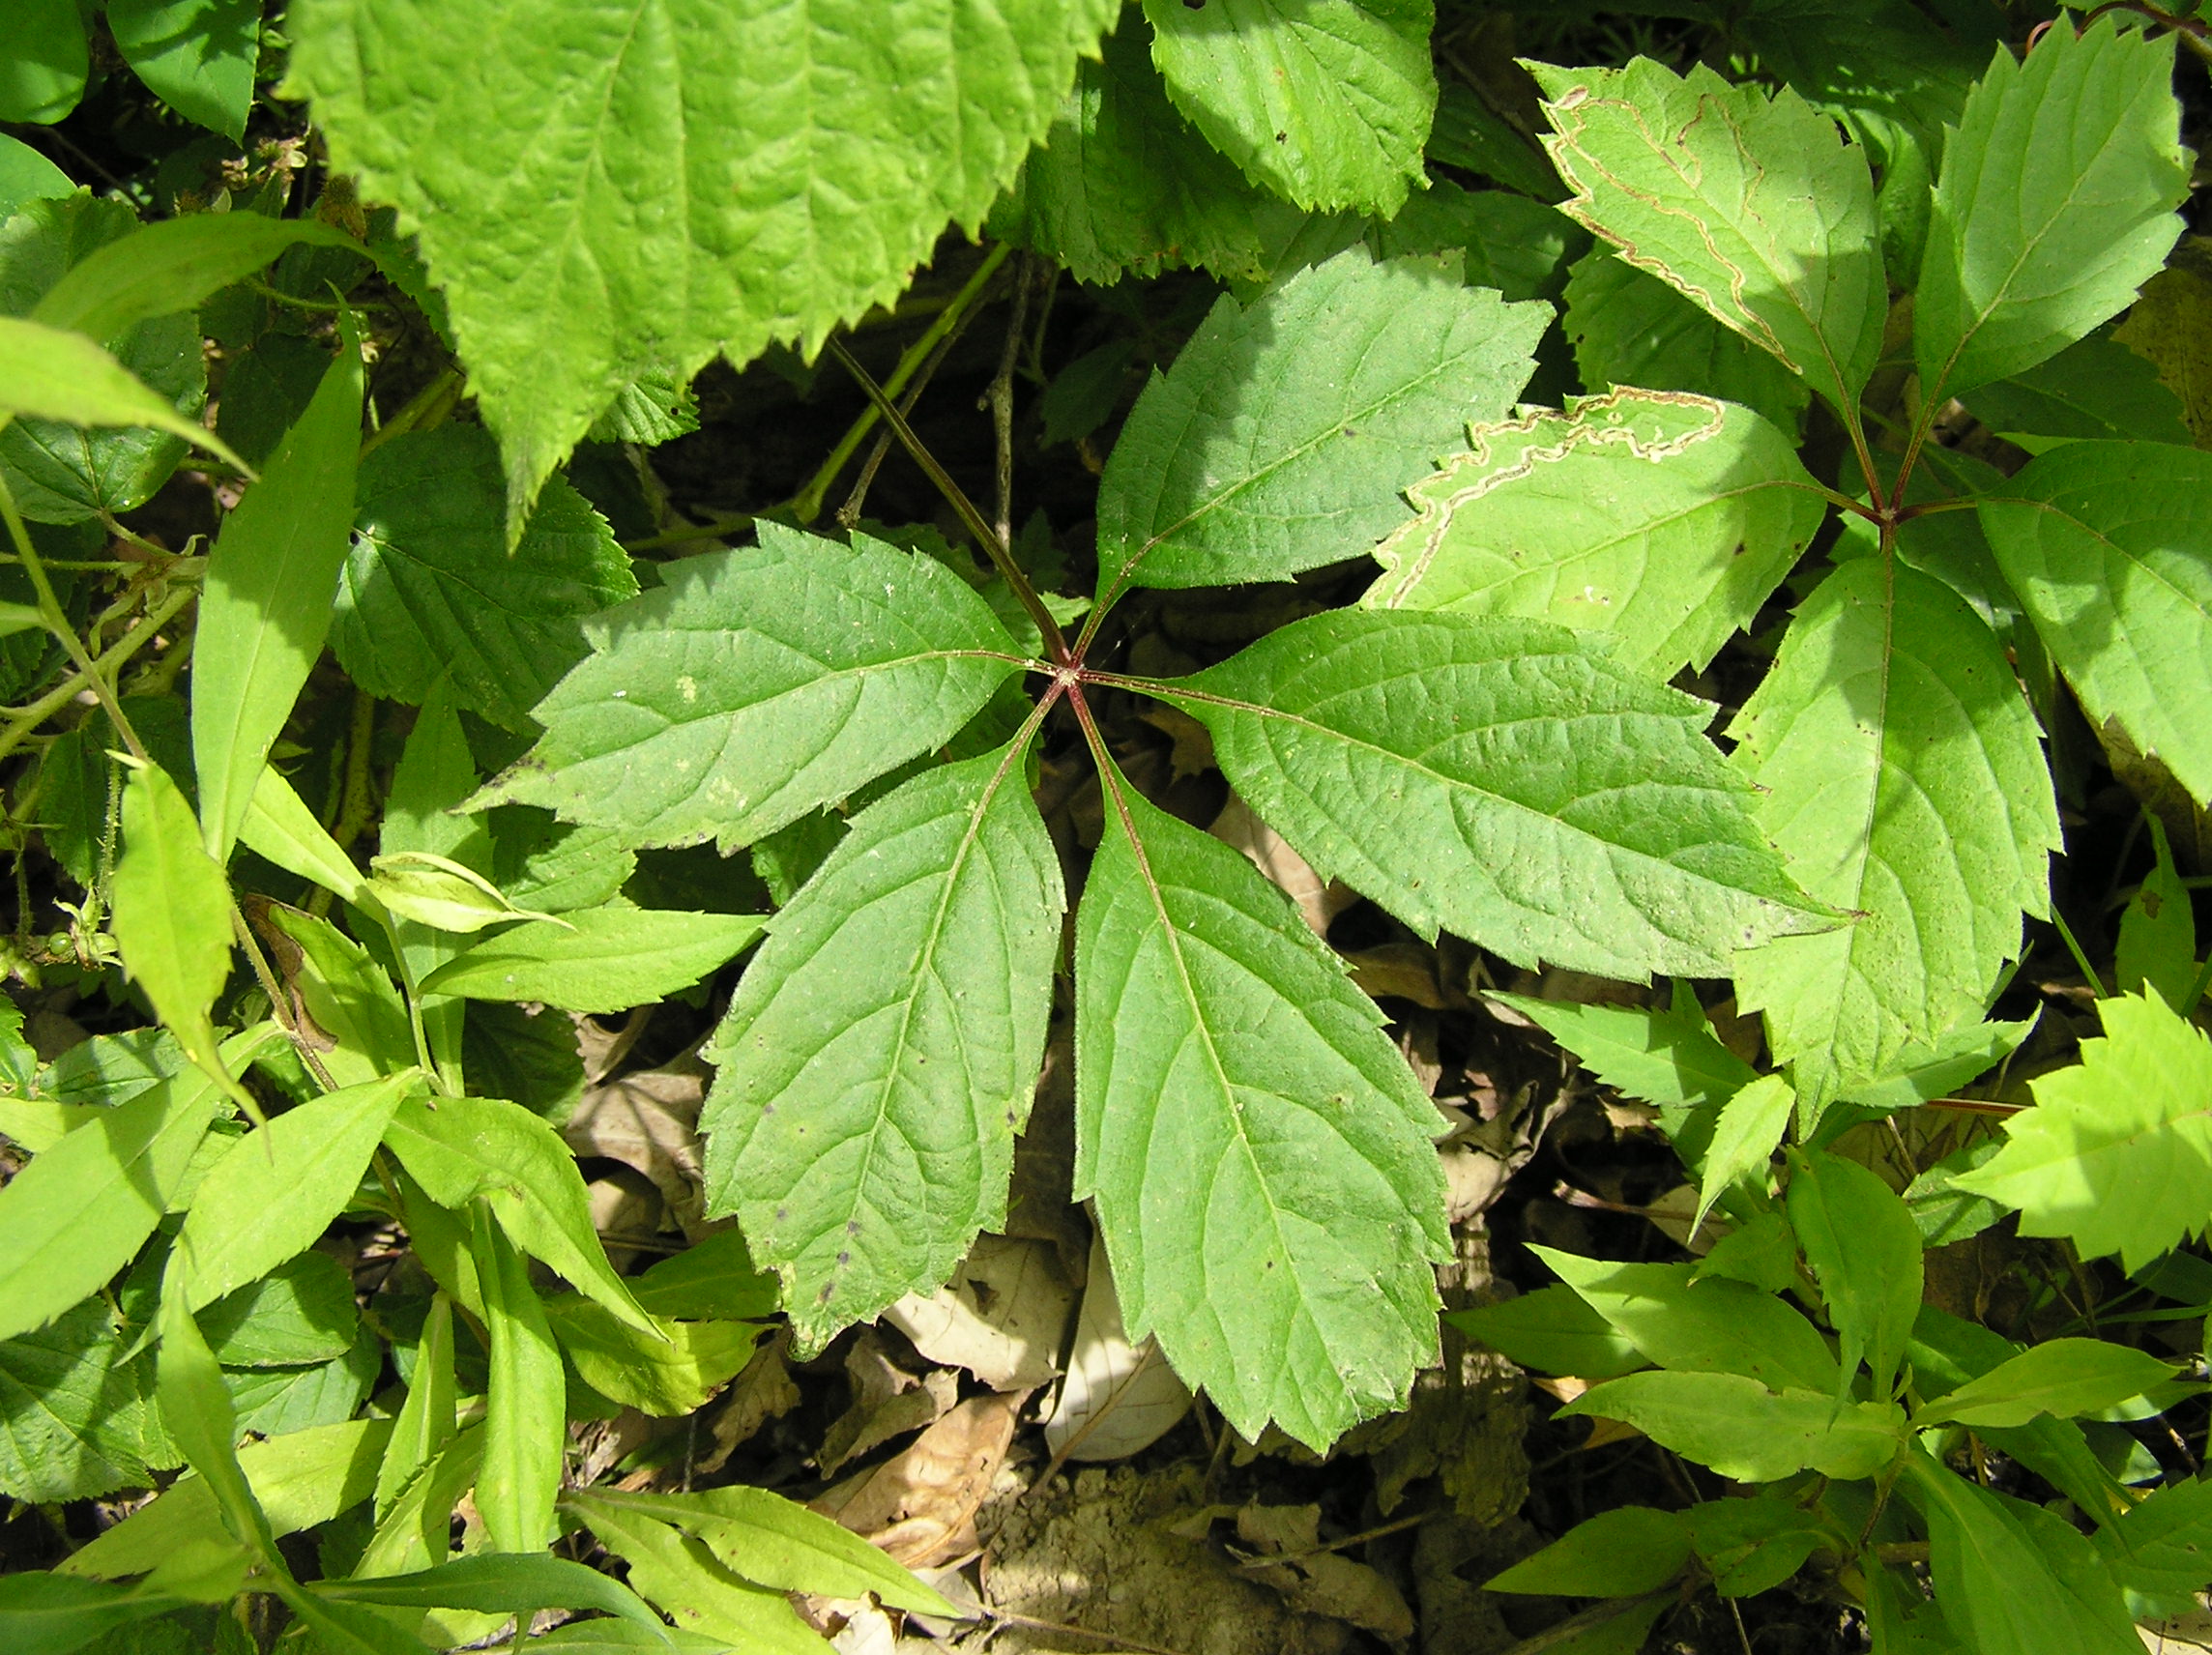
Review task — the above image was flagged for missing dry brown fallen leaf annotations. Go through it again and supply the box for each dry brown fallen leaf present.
[1231,1503,1416,1642]
[1209,794,1353,938]
[696,1328,801,1475]
[563,1053,712,1237]
[1044,1232,1190,1465]
[818,1330,959,1477]
[813,1391,1026,1569]
[884,1234,1078,1392]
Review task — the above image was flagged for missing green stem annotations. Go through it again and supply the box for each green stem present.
[825,335,1072,663]
[0,585,195,766]
[361,367,463,459]
[2050,907,2108,1000]
[2180,948,2212,1014]
[793,242,1014,524]
[0,468,146,762]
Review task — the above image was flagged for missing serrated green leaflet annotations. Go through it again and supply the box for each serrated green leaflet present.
[288,0,1121,535]
[482,525,1025,852]
[1141,0,1434,218]
[1729,561,2058,1114]
[569,1497,824,1652]
[1560,1372,1905,1483]
[333,426,638,731]
[1955,993,2212,1273]
[1979,441,2212,806]
[1562,251,1810,434]
[191,330,363,863]
[1164,610,1830,980]
[1365,181,1580,304]
[1490,981,1755,1111]
[419,908,765,1014]
[1094,247,1545,598]
[701,743,1061,1348]
[994,14,1279,287]
[1960,335,2192,450]
[1696,1072,1793,1230]
[1362,389,1824,676]
[1528,56,1885,418]
[1787,1149,1921,1400]
[1914,18,2190,405]
[1074,773,1447,1448]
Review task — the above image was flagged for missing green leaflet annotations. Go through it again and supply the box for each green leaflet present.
[1364,180,1580,304]
[1915,18,2190,405]
[332,426,638,730]
[1961,334,2193,451]
[1916,1337,2174,1430]
[627,1231,780,1323]
[419,908,765,1013]
[1427,80,1561,201]
[481,525,1026,853]
[191,331,364,862]
[1484,1507,1690,1597]
[1979,440,2212,806]
[107,0,263,140]
[1362,389,1824,676]
[375,1292,454,1521]
[1094,247,1546,597]
[1954,992,2212,1273]
[111,763,235,1081]
[1786,1149,1921,1400]
[1169,610,1830,979]
[288,0,1121,536]
[155,1284,278,1564]
[1140,0,1435,217]
[0,1298,169,1503]
[1446,1287,1645,1381]
[994,11,1281,286]
[175,1073,420,1310]
[201,1252,360,1367]
[545,1297,759,1417]
[1729,561,2059,1115]
[382,1090,657,1336]
[1533,1251,1838,1395]
[32,213,359,345]
[701,744,1062,1348]
[1489,981,1756,1111]
[0,1571,184,1655]
[2094,1476,2212,1601]
[1900,1454,2143,1655]
[1561,251,1810,434]
[255,904,417,1088]
[471,1205,562,1555]
[1529,56,1885,418]
[0,136,73,218]
[313,1554,660,1629]
[0,0,88,124]
[1073,774,1448,1448]
[1695,1072,1792,1230]
[1560,1371,1906,1483]
[568,1499,825,1654]
[243,769,370,906]
[0,315,234,479]
[2118,818,2197,1011]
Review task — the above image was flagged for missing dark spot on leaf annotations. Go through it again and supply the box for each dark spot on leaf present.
[846,1219,861,1234]
[836,1250,851,1266]
[818,1282,834,1303]
[1275,131,1289,142]
[775,1206,789,1222]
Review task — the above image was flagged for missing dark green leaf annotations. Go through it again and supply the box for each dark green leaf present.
[315,1553,658,1627]
[0,0,88,124]
[198,1252,358,1368]
[1916,1338,2175,1429]
[0,1298,167,1503]
[1961,335,2192,451]
[0,1572,181,1655]
[106,0,262,139]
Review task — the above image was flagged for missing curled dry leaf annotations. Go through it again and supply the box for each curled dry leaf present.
[696,1327,801,1475]
[1208,793,1352,938]
[818,1330,959,1478]
[884,1234,1079,1392]
[812,1391,1026,1569]
[1233,1502,1416,1643]
[563,1052,712,1236]
[1044,1231,1192,1464]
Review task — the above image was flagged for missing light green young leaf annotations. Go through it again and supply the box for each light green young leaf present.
[1980,441,2212,807]
[1561,1370,1906,1483]
[1786,1149,1921,1398]
[1446,1287,1646,1380]
[288,0,1121,537]
[1170,610,1830,979]
[0,0,88,124]
[1953,993,2212,1273]
[176,1072,419,1310]
[568,1498,826,1654]
[156,1284,277,1563]
[420,908,765,1014]
[577,1486,957,1614]
[544,1297,760,1417]
[1961,335,2193,451]
[1900,1453,2142,1655]
[2119,816,2197,1010]
[1140,0,1434,217]
[1695,1072,1792,1231]
[381,1090,657,1336]
[1915,17,2190,405]
[314,1553,660,1630]
[1483,1507,1689,1597]
[191,332,364,862]
[1693,1210,1799,1295]
[0,314,244,473]
[375,1292,454,1521]
[1362,390,1825,676]
[992,14,1281,287]
[242,769,368,906]
[1838,1015,2038,1115]
[111,762,234,1078]
[701,744,1062,1349]
[1094,247,1546,597]
[32,213,357,344]
[1534,1250,1837,1395]
[0,1060,228,1343]
[364,851,558,935]
[471,1205,562,1555]
[1917,1337,2175,1430]
[357,1426,481,1581]
[2094,1475,2212,1601]
[62,1416,392,1579]
[332,426,639,731]
[1562,252,1811,435]
[1074,775,1448,1448]
[482,526,1024,853]
[1489,981,1756,1111]
[107,0,263,140]
[1528,57,1885,416]
[1729,561,2058,1115]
